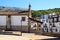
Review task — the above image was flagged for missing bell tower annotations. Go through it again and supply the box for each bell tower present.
[28,4,31,32]
[28,4,31,18]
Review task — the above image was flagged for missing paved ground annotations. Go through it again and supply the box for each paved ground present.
[40,38,60,40]
[0,32,57,40]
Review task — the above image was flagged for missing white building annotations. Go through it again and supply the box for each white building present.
[49,15,60,33]
[0,5,43,33]
[40,12,56,32]
[0,4,31,32]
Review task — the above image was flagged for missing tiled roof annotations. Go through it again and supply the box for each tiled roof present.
[29,17,43,24]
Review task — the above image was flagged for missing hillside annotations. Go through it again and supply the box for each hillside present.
[32,8,60,17]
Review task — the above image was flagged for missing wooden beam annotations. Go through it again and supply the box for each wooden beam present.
[0,12,28,15]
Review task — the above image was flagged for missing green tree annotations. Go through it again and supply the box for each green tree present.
[32,8,60,17]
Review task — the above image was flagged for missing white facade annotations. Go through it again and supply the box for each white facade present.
[48,15,60,33]
[0,16,7,26]
[40,12,57,32]
[0,15,28,26]
[0,15,29,31]
[11,16,28,26]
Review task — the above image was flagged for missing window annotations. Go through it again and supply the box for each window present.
[52,23,56,27]
[46,19,48,22]
[34,24,36,27]
[54,18,57,22]
[43,15,45,19]
[53,17,58,22]
[52,18,58,22]
[38,24,40,27]
[49,19,53,23]
[57,17,58,22]
[22,17,25,21]
[42,19,45,22]
[58,17,60,22]
[50,23,52,25]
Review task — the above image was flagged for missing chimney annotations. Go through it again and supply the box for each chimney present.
[28,4,31,18]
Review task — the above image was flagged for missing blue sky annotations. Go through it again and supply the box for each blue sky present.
[0,0,60,10]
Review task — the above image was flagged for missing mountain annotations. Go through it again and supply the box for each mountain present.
[0,6,28,12]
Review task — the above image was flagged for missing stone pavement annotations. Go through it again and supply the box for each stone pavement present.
[0,33,57,40]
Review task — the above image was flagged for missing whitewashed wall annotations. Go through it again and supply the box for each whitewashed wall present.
[0,16,7,26]
[55,22,60,32]
[48,17,60,33]
[49,12,56,16]
[11,16,28,26]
